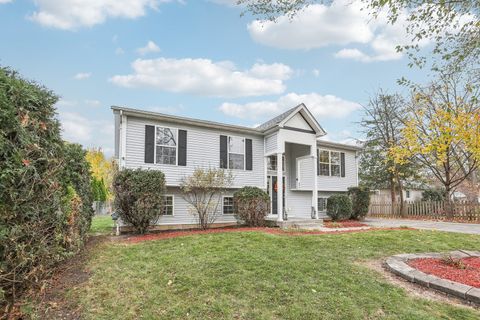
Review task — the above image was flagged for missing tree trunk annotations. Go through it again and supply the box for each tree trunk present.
[390,175,396,215]
[396,171,405,217]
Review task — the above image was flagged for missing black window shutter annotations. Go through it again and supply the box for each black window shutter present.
[178,129,187,166]
[144,125,155,164]
[341,152,345,177]
[317,148,320,176]
[220,135,228,168]
[245,138,253,170]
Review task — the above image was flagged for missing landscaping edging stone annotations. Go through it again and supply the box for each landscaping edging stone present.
[385,250,480,305]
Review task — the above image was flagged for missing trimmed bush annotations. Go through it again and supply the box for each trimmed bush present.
[348,187,370,220]
[233,187,270,226]
[0,67,93,307]
[113,169,166,234]
[326,195,353,221]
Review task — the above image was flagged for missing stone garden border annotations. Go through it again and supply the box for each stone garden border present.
[385,250,480,305]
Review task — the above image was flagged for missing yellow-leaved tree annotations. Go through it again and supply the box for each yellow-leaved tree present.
[389,72,480,209]
[85,148,115,201]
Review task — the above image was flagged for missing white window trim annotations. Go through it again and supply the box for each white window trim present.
[318,149,343,177]
[227,135,246,171]
[267,154,285,172]
[222,195,235,215]
[318,197,328,212]
[154,125,179,166]
[162,194,175,216]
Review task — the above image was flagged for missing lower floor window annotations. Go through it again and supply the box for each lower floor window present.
[162,195,174,215]
[223,196,234,215]
[318,197,328,212]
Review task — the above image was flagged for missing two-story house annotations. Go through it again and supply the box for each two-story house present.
[112,104,361,229]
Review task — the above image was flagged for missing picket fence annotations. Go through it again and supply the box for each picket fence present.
[368,200,480,222]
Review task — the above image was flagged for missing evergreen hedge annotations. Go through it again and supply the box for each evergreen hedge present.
[326,195,353,221]
[0,68,93,307]
[233,187,270,226]
[348,187,370,220]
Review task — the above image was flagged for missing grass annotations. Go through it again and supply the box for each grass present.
[73,230,480,319]
[89,215,114,235]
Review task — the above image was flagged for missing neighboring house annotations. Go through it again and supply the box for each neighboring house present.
[113,104,361,229]
[371,189,424,203]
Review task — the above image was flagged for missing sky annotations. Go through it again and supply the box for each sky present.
[0,0,433,156]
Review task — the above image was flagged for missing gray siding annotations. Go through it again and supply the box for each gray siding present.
[265,132,278,154]
[114,110,120,159]
[124,116,265,188]
[317,148,358,191]
[285,189,312,219]
[155,187,238,225]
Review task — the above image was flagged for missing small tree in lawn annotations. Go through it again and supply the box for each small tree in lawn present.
[180,167,233,229]
[233,187,270,227]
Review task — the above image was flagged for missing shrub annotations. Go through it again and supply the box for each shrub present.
[0,67,93,307]
[422,189,444,201]
[180,167,233,229]
[348,187,370,220]
[233,187,270,226]
[326,195,353,221]
[113,169,166,234]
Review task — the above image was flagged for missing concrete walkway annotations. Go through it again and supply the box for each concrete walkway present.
[364,218,480,235]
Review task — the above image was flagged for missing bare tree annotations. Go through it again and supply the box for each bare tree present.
[180,167,234,229]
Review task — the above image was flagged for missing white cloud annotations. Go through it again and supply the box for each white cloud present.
[137,40,161,55]
[248,1,373,50]
[28,0,170,30]
[0,0,13,4]
[219,92,361,121]
[59,112,93,143]
[85,99,101,107]
[73,72,91,80]
[115,47,125,55]
[110,58,292,98]
[247,0,430,62]
[312,69,320,77]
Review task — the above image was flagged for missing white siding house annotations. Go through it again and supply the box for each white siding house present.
[113,104,361,228]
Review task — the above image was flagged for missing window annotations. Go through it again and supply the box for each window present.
[228,136,245,170]
[156,126,177,165]
[162,195,174,216]
[318,150,330,176]
[406,190,411,199]
[318,149,343,177]
[267,155,285,171]
[318,197,328,212]
[223,196,234,215]
[330,152,341,177]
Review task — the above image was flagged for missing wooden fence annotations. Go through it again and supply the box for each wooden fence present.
[368,200,480,222]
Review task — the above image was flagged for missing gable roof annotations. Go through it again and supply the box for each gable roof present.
[112,103,326,136]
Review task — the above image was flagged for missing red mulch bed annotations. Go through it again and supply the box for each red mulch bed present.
[408,257,480,288]
[323,220,369,228]
[125,226,411,243]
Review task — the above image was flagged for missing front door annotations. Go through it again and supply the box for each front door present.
[268,176,285,215]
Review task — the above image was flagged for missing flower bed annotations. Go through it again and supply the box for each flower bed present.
[408,257,480,288]
[323,220,369,228]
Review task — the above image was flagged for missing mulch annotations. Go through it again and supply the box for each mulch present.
[323,220,369,228]
[409,257,480,288]
[125,226,412,243]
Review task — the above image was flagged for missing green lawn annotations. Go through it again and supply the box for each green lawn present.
[88,215,114,235]
[73,230,479,319]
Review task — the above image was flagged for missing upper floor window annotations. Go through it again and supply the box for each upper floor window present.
[318,150,341,177]
[228,136,245,170]
[267,155,285,171]
[156,126,177,165]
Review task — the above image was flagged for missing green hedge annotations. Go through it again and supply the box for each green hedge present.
[233,187,270,226]
[348,187,370,220]
[0,67,93,307]
[113,169,166,234]
[326,195,353,221]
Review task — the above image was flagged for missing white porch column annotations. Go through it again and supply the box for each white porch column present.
[276,152,284,222]
[312,146,319,219]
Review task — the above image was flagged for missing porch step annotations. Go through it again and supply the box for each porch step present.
[268,218,324,229]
